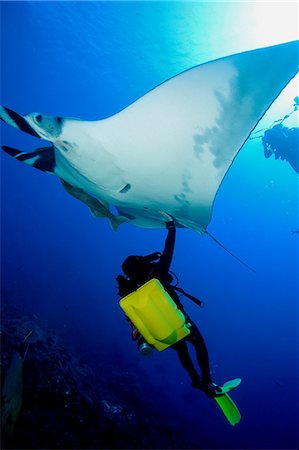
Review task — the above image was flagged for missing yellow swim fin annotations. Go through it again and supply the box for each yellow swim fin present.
[214,393,241,426]
[213,379,241,426]
[219,378,242,394]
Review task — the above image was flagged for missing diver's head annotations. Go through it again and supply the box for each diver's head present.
[122,252,160,280]
[122,256,145,279]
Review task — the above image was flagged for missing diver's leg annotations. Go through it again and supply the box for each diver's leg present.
[186,321,212,385]
[171,340,201,388]
[186,322,222,397]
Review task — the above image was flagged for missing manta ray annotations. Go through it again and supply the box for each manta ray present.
[1,41,298,233]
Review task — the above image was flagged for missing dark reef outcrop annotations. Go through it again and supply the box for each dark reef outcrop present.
[1,306,188,449]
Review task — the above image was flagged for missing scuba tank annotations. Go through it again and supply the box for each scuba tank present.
[137,336,154,357]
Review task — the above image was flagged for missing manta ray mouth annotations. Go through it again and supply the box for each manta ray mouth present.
[0,106,40,138]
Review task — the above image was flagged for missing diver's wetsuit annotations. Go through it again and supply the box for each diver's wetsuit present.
[117,222,213,388]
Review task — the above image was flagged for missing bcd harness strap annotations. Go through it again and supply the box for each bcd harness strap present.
[147,265,204,308]
[172,286,204,308]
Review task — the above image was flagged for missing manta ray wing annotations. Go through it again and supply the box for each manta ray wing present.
[1,41,298,231]
[89,40,298,230]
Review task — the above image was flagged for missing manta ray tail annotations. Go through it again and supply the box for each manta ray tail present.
[205,230,256,273]
[2,145,55,174]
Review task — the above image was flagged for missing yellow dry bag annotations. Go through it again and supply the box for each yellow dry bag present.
[119,278,190,351]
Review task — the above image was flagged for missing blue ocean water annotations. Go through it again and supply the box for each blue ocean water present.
[1,2,298,449]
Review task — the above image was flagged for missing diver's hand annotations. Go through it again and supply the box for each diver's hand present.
[116,274,126,284]
[159,211,175,228]
[166,220,175,230]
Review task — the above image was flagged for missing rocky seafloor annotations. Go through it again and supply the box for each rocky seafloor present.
[1,305,192,449]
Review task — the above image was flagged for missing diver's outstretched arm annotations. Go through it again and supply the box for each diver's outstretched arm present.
[156,221,176,277]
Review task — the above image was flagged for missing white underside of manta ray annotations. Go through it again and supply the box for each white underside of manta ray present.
[1,40,298,232]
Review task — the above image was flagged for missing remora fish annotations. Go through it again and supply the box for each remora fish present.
[1,41,298,232]
[60,178,128,230]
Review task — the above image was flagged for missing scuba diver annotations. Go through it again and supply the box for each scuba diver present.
[116,219,220,398]
[262,123,299,174]
[260,98,299,174]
